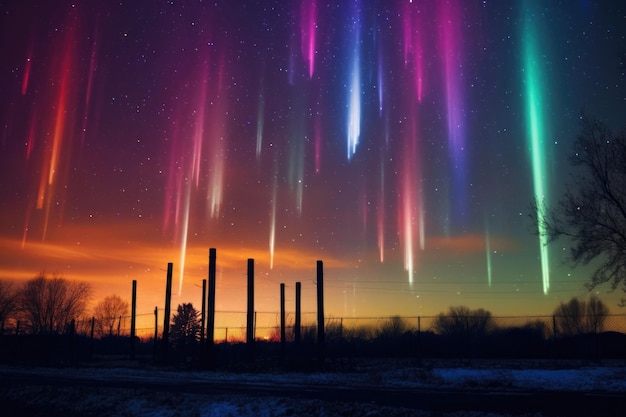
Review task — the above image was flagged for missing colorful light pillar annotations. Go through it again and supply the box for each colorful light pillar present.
[522,5,550,294]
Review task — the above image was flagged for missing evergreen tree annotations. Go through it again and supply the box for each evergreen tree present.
[170,303,201,349]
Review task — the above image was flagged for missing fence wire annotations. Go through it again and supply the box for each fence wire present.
[2,311,625,362]
[2,312,625,339]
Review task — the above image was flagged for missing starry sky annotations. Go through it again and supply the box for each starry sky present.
[1,0,625,324]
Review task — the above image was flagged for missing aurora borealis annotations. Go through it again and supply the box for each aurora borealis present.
[522,2,551,295]
[1,0,625,320]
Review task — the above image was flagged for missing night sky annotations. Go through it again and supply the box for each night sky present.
[1,0,625,323]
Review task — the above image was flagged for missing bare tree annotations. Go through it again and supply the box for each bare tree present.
[553,297,586,336]
[18,274,91,334]
[587,294,610,332]
[0,280,17,328]
[533,116,626,303]
[93,294,129,337]
[377,315,408,339]
[553,295,609,336]
[432,306,494,339]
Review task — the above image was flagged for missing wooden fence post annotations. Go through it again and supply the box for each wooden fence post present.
[280,283,286,358]
[207,248,217,347]
[206,248,217,368]
[200,279,206,343]
[416,316,422,364]
[161,262,173,362]
[247,258,255,361]
[153,306,158,363]
[130,280,137,360]
[295,282,301,345]
[89,317,95,359]
[316,260,325,365]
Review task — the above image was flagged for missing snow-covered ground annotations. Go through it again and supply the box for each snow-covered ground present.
[1,361,625,416]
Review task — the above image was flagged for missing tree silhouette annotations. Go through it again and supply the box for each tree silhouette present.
[432,306,494,339]
[93,294,129,337]
[170,303,201,349]
[553,295,609,336]
[533,116,626,303]
[377,315,407,339]
[18,274,91,334]
[586,294,610,332]
[0,280,17,328]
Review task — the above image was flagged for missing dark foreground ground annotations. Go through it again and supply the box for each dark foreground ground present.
[1,361,625,417]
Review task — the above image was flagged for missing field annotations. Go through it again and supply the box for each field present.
[1,359,625,417]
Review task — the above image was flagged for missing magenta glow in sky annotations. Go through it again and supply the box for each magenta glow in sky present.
[1,0,625,318]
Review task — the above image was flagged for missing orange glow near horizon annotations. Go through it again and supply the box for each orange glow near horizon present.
[1,222,614,323]
[2,1,625,336]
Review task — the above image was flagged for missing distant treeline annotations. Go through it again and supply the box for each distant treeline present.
[1,307,625,367]
[1,275,625,367]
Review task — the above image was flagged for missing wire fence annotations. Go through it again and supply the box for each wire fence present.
[2,311,625,339]
[2,312,625,362]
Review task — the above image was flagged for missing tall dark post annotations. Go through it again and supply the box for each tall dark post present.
[280,283,286,357]
[200,279,207,343]
[551,314,556,359]
[153,306,158,363]
[246,258,255,359]
[130,280,137,359]
[417,316,422,364]
[205,249,217,368]
[68,319,75,363]
[207,249,216,346]
[295,282,301,345]
[316,260,325,364]
[162,262,173,361]
[89,316,95,360]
